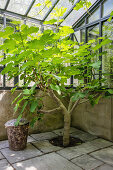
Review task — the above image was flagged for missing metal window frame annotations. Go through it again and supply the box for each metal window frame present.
[73,0,113,86]
[0,0,112,89]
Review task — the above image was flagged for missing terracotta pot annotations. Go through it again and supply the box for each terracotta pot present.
[5,119,29,151]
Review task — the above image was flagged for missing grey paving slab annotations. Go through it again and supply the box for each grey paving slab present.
[71,154,103,170]
[32,140,62,153]
[90,138,113,149]
[1,143,43,164]
[27,136,36,143]
[0,140,9,149]
[71,131,97,142]
[57,142,98,160]
[0,159,14,170]
[31,132,57,140]
[0,151,4,160]
[90,147,113,166]
[110,146,113,149]
[13,152,82,170]
[95,164,113,170]
[53,127,82,136]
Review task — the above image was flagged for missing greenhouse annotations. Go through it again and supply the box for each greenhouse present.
[0,0,113,169]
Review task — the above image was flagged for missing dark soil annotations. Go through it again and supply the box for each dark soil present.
[49,136,84,147]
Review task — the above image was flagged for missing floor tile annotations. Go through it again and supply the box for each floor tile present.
[57,142,98,160]
[71,154,103,170]
[32,140,62,153]
[53,127,82,136]
[13,152,82,170]
[95,164,113,170]
[71,131,97,142]
[0,140,9,150]
[0,151,4,160]
[90,138,113,149]
[0,159,14,170]
[90,147,113,166]
[1,143,43,164]
[31,132,57,140]
[27,136,36,143]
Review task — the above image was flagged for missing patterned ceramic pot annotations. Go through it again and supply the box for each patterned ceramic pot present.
[5,119,29,151]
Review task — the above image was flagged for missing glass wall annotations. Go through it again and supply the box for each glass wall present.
[102,0,113,17]
[102,21,113,87]
[74,0,113,87]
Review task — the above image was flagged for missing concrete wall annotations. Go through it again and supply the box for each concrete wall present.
[0,90,64,140]
[0,90,113,142]
[72,97,113,141]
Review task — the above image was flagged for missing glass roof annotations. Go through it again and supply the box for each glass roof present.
[28,0,55,20]
[0,0,111,28]
[45,0,74,21]
[7,0,33,15]
[61,0,97,26]
[0,0,7,9]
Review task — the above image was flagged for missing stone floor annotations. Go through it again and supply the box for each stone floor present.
[0,127,113,170]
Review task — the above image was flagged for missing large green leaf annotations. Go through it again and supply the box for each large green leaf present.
[72,92,86,102]
[20,101,28,114]
[50,84,61,95]
[30,100,38,113]
[108,89,113,94]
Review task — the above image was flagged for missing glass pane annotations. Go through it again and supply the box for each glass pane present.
[102,0,113,17]
[74,31,80,43]
[88,7,100,23]
[5,74,14,87]
[88,25,99,75]
[6,15,24,27]
[0,0,7,9]
[7,0,33,15]
[88,25,99,40]
[0,15,4,63]
[61,7,86,26]
[74,29,85,43]
[46,0,74,21]
[102,21,113,87]
[28,0,55,20]
[61,0,97,26]
[0,74,3,87]
[77,21,85,28]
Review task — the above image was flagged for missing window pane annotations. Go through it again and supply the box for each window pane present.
[74,31,80,43]
[88,7,100,23]
[28,0,55,20]
[7,0,33,15]
[74,29,85,43]
[61,7,86,26]
[88,25,99,40]
[88,25,99,75]
[0,0,7,9]
[0,15,4,63]
[61,0,97,26]
[5,74,14,87]
[102,21,113,87]
[102,0,113,17]
[45,0,74,21]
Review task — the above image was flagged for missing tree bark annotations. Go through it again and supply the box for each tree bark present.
[63,111,71,147]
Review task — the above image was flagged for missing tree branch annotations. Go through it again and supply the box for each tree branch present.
[68,98,73,112]
[70,99,80,115]
[48,89,64,107]
[39,107,61,114]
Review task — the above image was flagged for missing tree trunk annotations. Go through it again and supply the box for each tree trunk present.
[63,112,71,147]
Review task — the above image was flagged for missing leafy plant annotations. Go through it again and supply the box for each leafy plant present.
[0,4,113,147]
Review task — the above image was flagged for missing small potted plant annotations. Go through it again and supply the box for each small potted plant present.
[5,118,29,151]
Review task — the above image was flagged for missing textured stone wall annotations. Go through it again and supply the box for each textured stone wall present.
[0,90,113,141]
[72,97,113,141]
[0,90,64,140]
